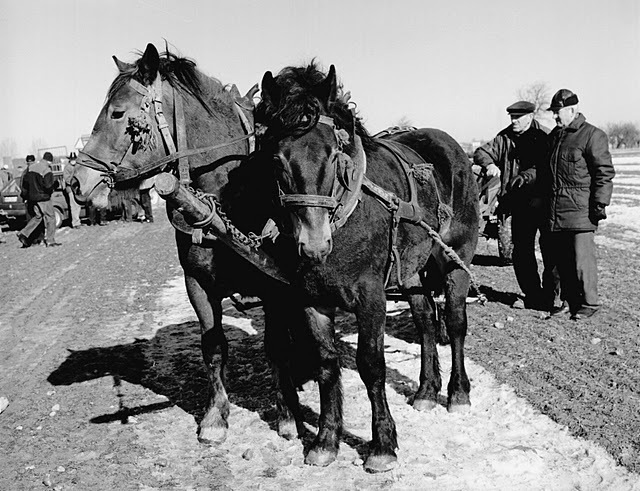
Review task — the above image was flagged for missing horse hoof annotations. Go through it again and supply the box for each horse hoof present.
[277,419,298,440]
[364,454,397,473]
[198,425,227,445]
[305,448,337,467]
[412,398,437,412]
[447,402,471,414]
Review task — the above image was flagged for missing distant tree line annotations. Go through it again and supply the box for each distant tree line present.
[605,122,640,149]
[517,82,640,149]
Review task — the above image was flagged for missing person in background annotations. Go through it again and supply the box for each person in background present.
[0,164,12,189]
[539,89,615,320]
[138,176,155,223]
[474,101,558,310]
[62,152,82,228]
[17,152,61,247]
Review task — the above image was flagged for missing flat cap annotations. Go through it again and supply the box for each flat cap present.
[549,89,579,111]
[506,101,535,116]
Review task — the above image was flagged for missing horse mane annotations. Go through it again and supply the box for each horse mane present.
[107,49,225,116]
[256,61,372,149]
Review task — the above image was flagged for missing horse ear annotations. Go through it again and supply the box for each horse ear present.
[244,83,259,102]
[261,71,281,108]
[316,65,338,104]
[112,56,132,73]
[139,43,160,86]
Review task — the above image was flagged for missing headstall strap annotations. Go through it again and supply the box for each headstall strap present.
[173,88,191,185]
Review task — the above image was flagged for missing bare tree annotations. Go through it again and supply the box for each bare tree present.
[0,138,18,159]
[29,138,48,156]
[605,122,640,149]
[517,82,552,114]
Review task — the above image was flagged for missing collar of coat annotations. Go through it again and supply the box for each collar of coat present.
[564,112,586,132]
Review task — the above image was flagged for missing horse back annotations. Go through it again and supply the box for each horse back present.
[383,128,479,256]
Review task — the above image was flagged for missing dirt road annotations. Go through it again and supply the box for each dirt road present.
[0,192,639,489]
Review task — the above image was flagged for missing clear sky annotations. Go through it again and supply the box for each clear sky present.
[1,0,639,157]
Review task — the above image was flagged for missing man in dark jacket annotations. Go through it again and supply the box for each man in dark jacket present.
[539,89,615,320]
[474,101,557,310]
[17,152,61,247]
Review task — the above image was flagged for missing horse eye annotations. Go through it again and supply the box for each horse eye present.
[111,110,125,120]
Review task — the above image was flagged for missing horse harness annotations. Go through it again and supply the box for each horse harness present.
[277,115,455,288]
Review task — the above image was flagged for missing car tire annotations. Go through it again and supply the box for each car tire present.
[54,207,64,229]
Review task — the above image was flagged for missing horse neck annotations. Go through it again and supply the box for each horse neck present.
[163,76,248,195]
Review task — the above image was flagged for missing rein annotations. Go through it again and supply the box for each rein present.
[77,75,255,188]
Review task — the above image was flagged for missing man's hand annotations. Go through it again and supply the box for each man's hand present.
[485,163,500,177]
[589,202,607,224]
[508,175,526,190]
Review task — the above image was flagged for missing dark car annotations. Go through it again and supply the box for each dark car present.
[0,172,84,229]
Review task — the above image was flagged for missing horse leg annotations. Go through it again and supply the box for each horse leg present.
[184,274,229,444]
[355,286,398,473]
[443,267,471,412]
[263,300,305,440]
[404,275,442,411]
[303,306,342,467]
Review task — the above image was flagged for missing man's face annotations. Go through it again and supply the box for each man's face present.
[553,106,576,127]
[510,113,533,135]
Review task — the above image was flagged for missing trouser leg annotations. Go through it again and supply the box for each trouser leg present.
[66,187,81,227]
[511,209,542,300]
[40,200,56,244]
[539,230,561,307]
[548,231,581,311]
[140,190,153,221]
[20,203,44,241]
[574,231,598,308]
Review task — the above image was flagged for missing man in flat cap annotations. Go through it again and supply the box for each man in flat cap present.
[538,89,614,320]
[474,100,557,310]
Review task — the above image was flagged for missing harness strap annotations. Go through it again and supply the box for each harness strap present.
[113,133,255,183]
[174,89,190,185]
[374,139,424,223]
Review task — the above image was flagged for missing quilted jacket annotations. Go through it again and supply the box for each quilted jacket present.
[539,113,615,231]
[473,119,549,208]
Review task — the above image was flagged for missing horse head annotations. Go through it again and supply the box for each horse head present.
[258,63,364,264]
[75,43,253,209]
[75,43,167,207]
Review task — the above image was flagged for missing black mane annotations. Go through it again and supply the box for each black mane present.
[107,50,213,114]
[256,62,372,148]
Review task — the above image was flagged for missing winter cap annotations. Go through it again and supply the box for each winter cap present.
[549,89,579,112]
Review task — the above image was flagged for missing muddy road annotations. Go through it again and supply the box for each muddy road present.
[0,183,639,490]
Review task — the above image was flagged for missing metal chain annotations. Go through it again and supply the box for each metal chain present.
[187,186,264,249]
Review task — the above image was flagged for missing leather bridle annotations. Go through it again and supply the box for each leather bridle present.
[277,115,348,213]
[77,74,255,189]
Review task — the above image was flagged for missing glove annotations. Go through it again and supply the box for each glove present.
[508,175,526,190]
[485,163,500,177]
[589,202,607,224]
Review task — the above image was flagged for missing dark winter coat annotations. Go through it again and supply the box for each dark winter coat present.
[539,113,615,232]
[20,160,55,202]
[473,119,549,210]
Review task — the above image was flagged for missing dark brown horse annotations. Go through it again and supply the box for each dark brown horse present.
[256,63,479,472]
[73,44,312,447]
